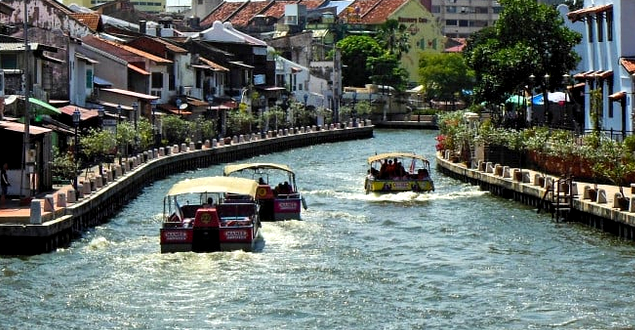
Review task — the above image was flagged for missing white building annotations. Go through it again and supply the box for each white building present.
[566,0,635,138]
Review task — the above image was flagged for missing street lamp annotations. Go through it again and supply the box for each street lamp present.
[72,108,81,200]
[352,90,357,126]
[529,74,535,125]
[544,73,551,126]
[97,106,105,176]
[132,102,138,155]
[259,95,265,135]
[151,99,158,147]
[97,106,104,129]
[116,104,121,165]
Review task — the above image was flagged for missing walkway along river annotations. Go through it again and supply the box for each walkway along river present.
[436,151,635,241]
[0,123,373,255]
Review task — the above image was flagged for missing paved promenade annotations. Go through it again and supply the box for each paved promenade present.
[436,152,635,233]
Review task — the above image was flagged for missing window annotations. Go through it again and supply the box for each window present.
[431,6,440,13]
[1,54,17,69]
[587,18,594,43]
[196,70,202,88]
[475,7,488,14]
[152,72,163,88]
[492,6,502,14]
[606,10,613,41]
[446,6,457,14]
[459,20,469,27]
[86,69,93,89]
[596,13,603,42]
[445,20,457,26]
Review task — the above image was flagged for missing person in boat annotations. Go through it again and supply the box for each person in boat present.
[417,168,430,180]
[204,197,214,208]
[258,177,266,185]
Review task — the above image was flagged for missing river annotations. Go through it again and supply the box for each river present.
[2,129,635,329]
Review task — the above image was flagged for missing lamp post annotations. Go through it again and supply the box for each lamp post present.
[352,90,357,127]
[97,106,104,128]
[259,95,265,135]
[151,100,158,147]
[544,73,550,126]
[97,106,104,176]
[116,104,121,165]
[132,102,138,156]
[529,74,535,125]
[72,108,81,200]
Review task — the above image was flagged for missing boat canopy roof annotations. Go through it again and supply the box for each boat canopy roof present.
[223,162,295,176]
[367,152,430,164]
[166,176,259,197]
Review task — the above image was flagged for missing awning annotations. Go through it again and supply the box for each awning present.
[128,64,150,75]
[29,97,61,115]
[229,61,254,69]
[0,120,51,135]
[93,76,113,87]
[609,91,626,101]
[567,82,586,90]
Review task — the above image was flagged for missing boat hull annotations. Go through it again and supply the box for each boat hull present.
[160,226,258,253]
[365,179,434,193]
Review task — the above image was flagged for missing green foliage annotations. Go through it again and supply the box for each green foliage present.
[463,0,581,106]
[227,108,256,136]
[49,146,76,182]
[590,87,603,133]
[367,52,409,92]
[354,100,372,118]
[590,137,635,193]
[162,115,190,145]
[81,128,115,161]
[374,19,410,58]
[623,135,635,153]
[262,106,286,131]
[337,35,383,87]
[419,53,474,103]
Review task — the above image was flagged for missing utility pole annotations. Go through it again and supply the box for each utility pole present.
[20,0,31,199]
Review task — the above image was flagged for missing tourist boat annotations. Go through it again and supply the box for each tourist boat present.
[365,152,434,194]
[160,176,261,253]
[223,163,307,221]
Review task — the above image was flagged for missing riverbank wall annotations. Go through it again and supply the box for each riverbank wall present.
[436,152,635,241]
[0,124,374,255]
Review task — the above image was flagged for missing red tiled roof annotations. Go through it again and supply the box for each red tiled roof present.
[620,58,635,74]
[58,105,100,121]
[200,2,246,27]
[259,0,294,20]
[70,13,102,31]
[233,1,271,27]
[359,0,409,24]
[568,4,612,23]
[82,36,172,65]
[202,0,326,28]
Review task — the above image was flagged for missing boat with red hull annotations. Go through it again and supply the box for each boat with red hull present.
[223,163,307,221]
[160,176,261,253]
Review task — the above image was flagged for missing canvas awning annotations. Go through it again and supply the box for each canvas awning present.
[29,97,61,115]
[609,91,626,101]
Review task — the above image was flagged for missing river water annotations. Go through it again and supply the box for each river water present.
[2,129,635,329]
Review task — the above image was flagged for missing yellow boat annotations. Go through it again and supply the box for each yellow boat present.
[365,152,434,194]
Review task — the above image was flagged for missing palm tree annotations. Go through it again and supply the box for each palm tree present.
[375,19,410,58]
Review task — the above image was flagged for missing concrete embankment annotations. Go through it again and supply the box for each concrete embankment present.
[436,151,635,241]
[0,124,373,255]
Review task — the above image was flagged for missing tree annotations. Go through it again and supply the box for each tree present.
[375,19,410,58]
[463,0,581,107]
[162,115,191,145]
[336,35,383,87]
[368,52,409,92]
[419,53,474,103]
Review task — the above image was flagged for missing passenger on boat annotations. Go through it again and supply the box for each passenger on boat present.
[204,197,214,208]
[417,169,430,180]
[258,177,266,185]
